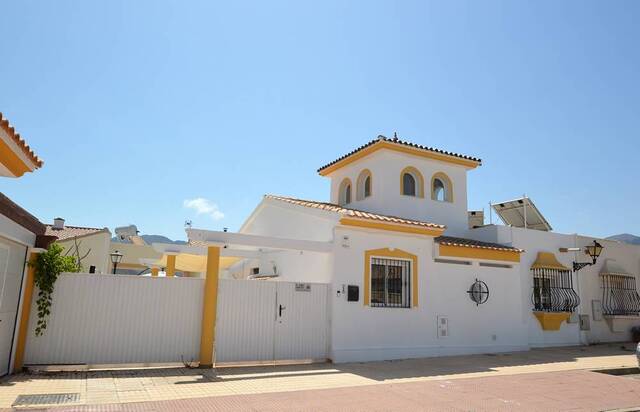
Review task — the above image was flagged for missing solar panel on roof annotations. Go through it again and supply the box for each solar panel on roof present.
[491,197,552,232]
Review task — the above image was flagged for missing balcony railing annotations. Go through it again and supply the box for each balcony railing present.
[602,274,640,316]
[531,268,580,313]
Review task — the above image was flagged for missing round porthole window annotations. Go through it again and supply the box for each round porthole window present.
[467,279,489,306]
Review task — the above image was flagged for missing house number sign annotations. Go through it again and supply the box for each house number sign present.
[295,283,311,292]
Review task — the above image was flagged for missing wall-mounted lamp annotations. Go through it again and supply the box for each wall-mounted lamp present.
[572,240,604,272]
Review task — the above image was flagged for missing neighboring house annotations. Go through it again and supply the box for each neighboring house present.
[44,218,111,274]
[218,134,640,362]
[0,113,55,376]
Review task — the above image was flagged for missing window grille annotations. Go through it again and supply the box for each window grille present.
[531,268,579,312]
[601,274,640,316]
[371,257,411,308]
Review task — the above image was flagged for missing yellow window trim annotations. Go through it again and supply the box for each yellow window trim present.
[364,248,418,307]
[319,140,480,176]
[0,136,31,177]
[356,169,372,201]
[400,166,425,198]
[533,311,570,331]
[431,172,454,203]
[340,217,444,237]
[439,244,521,263]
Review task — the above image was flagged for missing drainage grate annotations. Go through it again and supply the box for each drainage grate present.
[13,393,80,406]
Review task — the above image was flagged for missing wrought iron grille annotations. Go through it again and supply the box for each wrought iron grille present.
[371,257,411,308]
[531,268,579,312]
[601,274,640,316]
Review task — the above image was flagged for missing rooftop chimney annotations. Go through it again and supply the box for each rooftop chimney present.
[53,217,65,230]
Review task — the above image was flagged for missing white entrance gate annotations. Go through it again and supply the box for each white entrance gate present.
[215,280,330,364]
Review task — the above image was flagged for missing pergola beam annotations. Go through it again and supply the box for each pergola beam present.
[186,228,333,253]
[151,243,266,259]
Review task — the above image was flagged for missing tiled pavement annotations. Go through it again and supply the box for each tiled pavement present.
[1,343,639,411]
[33,369,640,411]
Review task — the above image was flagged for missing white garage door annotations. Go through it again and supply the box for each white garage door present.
[0,238,28,376]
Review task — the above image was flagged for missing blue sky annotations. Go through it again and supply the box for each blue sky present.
[2,1,639,241]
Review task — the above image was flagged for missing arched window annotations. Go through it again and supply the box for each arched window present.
[356,169,372,201]
[403,173,416,196]
[433,178,445,201]
[339,178,352,205]
[431,172,453,202]
[400,167,424,198]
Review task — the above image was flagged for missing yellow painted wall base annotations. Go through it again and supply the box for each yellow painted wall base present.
[533,311,571,331]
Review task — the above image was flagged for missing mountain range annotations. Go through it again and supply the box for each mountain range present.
[606,233,640,245]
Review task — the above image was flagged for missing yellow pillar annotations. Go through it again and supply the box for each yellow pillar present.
[199,246,220,367]
[14,251,39,371]
[151,267,159,277]
[166,255,176,277]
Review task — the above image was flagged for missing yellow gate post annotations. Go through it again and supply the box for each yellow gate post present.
[13,251,40,371]
[166,254,176,277]
[199,246,220,367]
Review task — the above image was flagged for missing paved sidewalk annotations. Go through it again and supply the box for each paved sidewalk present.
[37,369,640,411]
[1,343,638,410]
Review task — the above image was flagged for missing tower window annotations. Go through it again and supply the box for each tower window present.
[433,178,445,201]
[339,178,352,205]
[356,169,372,201]
[431,172,453,202]
[400,166,424,198]
[364,176,371,197]
[402,173,416,196]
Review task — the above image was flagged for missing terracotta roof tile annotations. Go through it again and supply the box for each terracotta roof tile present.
[45,224,109,241]
[318,135,481,173]
[435,235,524,253]
[266,194,446,230]
[0,112,43,168]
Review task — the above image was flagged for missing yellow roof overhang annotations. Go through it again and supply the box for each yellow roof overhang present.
[531,252,570,271]
[339,217,445,237]
[0,114,42,177]
[438,244,521,263]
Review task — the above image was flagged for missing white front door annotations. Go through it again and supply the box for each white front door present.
[274,282,329,361]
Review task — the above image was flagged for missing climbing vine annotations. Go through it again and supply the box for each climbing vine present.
[28,243,80,336]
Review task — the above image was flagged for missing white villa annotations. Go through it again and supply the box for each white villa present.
[188,135,640,363]
[10,133,640,372]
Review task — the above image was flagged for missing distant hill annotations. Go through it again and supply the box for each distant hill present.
[606,233,640,245]
[112,234,187,245]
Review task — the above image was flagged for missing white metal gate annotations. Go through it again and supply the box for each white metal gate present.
[215,280,329,364]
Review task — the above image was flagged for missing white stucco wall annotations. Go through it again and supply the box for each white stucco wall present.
[237,199,335,283]
[329,226,528,363]
[326,150,472,235]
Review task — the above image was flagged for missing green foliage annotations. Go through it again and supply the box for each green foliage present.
[28,243,80,336]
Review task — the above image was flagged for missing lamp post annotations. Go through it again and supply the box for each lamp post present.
[573,240,604,272]
[110,250,123,274]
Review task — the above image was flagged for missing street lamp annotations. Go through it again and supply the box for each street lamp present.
[110,250,123,274]
[573,240,604,272]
